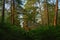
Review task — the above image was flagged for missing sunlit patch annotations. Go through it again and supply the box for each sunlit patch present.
[5,4,10,10]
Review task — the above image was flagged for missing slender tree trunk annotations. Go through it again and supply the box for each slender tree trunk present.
[51,0,55,26]
[1,0,5,23]
[54,0,58,26]
[43,0,49,25]
[11,0,15,24]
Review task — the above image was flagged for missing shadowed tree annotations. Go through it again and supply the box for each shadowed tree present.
[1,0,5,23]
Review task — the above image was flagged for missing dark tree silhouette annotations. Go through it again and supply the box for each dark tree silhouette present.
[1,0,5,23]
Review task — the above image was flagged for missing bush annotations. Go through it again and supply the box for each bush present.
[0,23,60,40]
[28,25,60,40]
[0,23,26,40]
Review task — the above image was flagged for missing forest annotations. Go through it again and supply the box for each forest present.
[0,0,60,40]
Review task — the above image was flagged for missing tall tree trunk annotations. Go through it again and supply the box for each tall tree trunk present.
[11,0,15,24]
[43,0,49,25]
[1,0,5,23]
[54,0,58,26]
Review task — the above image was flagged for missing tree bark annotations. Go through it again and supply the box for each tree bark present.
[11,0,15,24]
[54,0,58,26]
[43,0,49,25]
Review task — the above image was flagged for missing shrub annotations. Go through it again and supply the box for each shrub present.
[0,23,60,40]
[28,25,60,40]
[0,23,26,40]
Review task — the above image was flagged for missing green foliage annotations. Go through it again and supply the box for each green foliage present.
[0,23,60,40]
[29,26,56,40]
[0,23,25,40]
